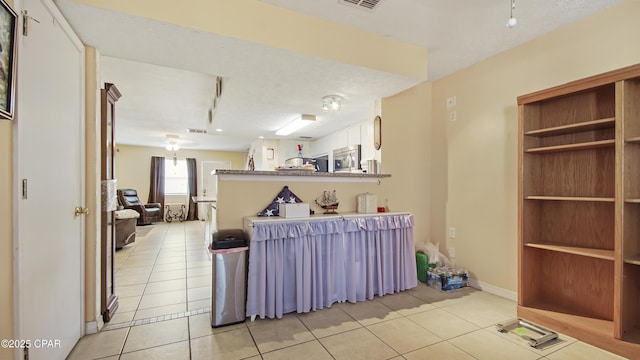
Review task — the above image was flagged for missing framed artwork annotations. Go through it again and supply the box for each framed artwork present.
[0,0,16,120]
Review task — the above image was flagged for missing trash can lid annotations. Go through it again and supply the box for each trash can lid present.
[212,229,247,249]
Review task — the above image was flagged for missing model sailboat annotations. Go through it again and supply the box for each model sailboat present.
[315,190,339,214]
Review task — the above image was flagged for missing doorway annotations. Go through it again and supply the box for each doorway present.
[199,161,230,220]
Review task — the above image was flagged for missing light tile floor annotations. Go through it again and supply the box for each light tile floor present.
[67,221,629,360]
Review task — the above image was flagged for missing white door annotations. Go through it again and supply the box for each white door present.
[199,161,230,220]
[16,0,85,359]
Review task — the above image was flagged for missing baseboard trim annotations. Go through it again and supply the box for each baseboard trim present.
[85,317,104,335]
[469,279,517,302]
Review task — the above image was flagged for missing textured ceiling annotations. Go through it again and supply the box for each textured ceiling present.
[54,0,622,152]
[261,0,622,81]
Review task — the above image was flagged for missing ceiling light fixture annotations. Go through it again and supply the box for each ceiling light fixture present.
[165,134,180,151]
[166,142,180,151]
[275,114,316,136]
[321,95,343,112]
[507,0,517,28]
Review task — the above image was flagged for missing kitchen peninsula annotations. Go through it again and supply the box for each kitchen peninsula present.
[211,170,417,320]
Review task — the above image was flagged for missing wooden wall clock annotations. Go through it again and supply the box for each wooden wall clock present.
[374,115,382,150]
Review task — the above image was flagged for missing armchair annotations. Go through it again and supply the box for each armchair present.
[117,189,163,225]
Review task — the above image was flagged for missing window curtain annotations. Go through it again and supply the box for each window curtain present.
[186,157,198,221]
[148,156,165,218]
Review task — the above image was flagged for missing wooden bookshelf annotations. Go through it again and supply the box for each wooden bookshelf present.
[517,63,640,358]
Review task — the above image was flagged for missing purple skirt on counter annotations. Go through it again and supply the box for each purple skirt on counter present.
[246,214,417,319]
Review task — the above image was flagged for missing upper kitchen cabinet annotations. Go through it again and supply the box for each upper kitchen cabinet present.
[311,121,373,159]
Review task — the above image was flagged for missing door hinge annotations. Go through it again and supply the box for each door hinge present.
[23,345,29,360]
[22,10,40,36]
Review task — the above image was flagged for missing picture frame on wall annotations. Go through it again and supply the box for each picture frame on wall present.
[0,0,16,120]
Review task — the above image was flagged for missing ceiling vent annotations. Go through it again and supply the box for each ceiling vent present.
[186,128,207,134]
[338,0,384,11]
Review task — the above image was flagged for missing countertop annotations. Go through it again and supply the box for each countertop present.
[244,211,410,224]
[214,169,390,178]
[213,169,391,182]
[191,196,217,203]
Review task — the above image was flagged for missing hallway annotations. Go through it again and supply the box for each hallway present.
[66,221,626,359]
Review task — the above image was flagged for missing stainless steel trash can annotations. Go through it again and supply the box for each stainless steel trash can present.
[209,229,248,328]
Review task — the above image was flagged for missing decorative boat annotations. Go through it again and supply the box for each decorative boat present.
[315,190,339,214]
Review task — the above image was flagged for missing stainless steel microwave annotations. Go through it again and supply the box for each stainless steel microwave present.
[333,145,361,172]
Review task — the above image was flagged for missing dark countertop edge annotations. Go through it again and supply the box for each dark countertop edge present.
[215,170,391,178]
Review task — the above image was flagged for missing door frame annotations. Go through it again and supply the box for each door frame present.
[199,160,231,220]
[12,0,86,358]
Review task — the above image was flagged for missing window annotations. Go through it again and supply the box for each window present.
[165,159,188,195]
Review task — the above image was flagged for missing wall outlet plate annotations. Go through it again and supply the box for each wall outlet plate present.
[449,247,456,258]
[446,96,457,108]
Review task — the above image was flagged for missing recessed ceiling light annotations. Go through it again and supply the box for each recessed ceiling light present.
[215,128,223,132]
[258,136,265,139]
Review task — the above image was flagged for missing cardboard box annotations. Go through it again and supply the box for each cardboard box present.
[357,193,377,214]
[279,203,310,218]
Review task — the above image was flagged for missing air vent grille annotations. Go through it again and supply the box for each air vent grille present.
[187,128,207,134]
[339,0,383,11]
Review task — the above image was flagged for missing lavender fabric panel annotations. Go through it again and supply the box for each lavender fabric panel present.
[246,214,416,319]
[343,229,382,301]
[247,220,346,319]
[342,215,416,302]
[250,219,344,242]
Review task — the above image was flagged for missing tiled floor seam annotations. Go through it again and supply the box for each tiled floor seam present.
[103,307,211,331]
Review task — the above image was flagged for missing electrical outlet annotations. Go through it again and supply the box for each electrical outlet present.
[446,96,457,108]
[449,110,456,122]
[449,227,456,239]
[449,247,456,258]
